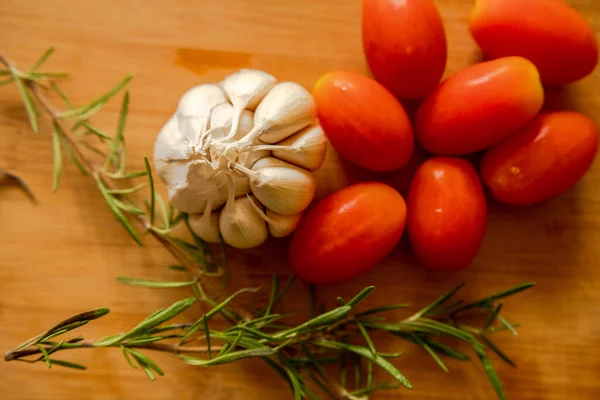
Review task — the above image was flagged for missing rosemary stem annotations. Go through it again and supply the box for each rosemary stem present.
[4,340,222,362]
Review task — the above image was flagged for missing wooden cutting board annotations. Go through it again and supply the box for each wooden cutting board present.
[1,1,599,399]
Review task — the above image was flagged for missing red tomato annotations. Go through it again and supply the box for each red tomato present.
[407,158,487,271]
[415,57,544,155]
[312,70,414,172]
[481,111,599,206]
[362,0,447,99]
[469,0,598,85]
[289,182,407,285]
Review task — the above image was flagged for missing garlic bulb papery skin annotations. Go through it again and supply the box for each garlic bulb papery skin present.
[270,124,327,171]
[153,69,327,248]
[266,210,303,238]
[242,157,316,216]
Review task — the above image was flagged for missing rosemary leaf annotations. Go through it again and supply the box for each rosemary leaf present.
[411,333,449,372]
[140,363,155,381]
[204,318,212,359]
[49,359,87,370]
[29,48,56,72]
[356,304,410,318]
[168,265,187,272]
[144,157,155,226]
[180,288,259,344]
[126,348,164,376]
[484,303,503,331]
[473,345,507,400]
[346,286,375,308]
[284,366,302,400]
[51,121,62,192]
[366,359,374,391]
[180,348,275,366]
[274,306,352,338]
[355,321,377,356]
[58,75,132,119]
[60,136,88,176]
[453,282,536,314]
[104,91,129,172]
[49,81,73,108]
[96,176,142,245]
[480,335,516,368]
[264,275,279,317]
[421,339,471,361]
[96,297,195,346]
[116,276,196,289]
[0,77,14,86]
[106,182,148,195]
[496,315,519,337]
[409,283,465,321]
[12,74,39,133]
[35,344,51,368]
[121,346,138,369]
[315,341,412,389]
[155,192,170,230]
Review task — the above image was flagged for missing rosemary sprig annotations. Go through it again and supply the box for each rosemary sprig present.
[5,280,535,399]
[0,49,227,301]
[1,49,536,399]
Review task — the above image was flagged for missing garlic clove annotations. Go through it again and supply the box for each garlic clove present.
[209,103,254,140]
[220,69,277,111]
[247,157,316,215]
[153,115,192,173]
[267,210,303,238]
[176,84,228,145]
[272,124,327,171]
[177,83,228,117]
[238,148,271,169]
[220,69,277,140]
[219,195,268,249]
[166,161,229,214]
[188,210,221,243]
[242,82,317,145]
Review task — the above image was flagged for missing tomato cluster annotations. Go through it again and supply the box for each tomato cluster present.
[289,0,599,285]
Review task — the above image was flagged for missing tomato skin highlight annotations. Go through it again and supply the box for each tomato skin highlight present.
[481,111,599,206]
[313,71,414,172]
[289,182,407,285]
[415,56,544,156]
[362,0,447,99]
[407,158,487,271]
[469,0,598,85]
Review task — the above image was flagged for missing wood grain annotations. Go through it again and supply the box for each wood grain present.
[1,0,599,399]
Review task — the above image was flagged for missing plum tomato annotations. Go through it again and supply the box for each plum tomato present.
[407,157,487,271]
[312,70,414,172]
[362,0,447,99]
[469,0,598,85]
[415,56,544,155]
[481,111,599,206]
[289,182,407,285]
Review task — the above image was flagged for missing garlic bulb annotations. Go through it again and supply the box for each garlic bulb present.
[153,69,327,248]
